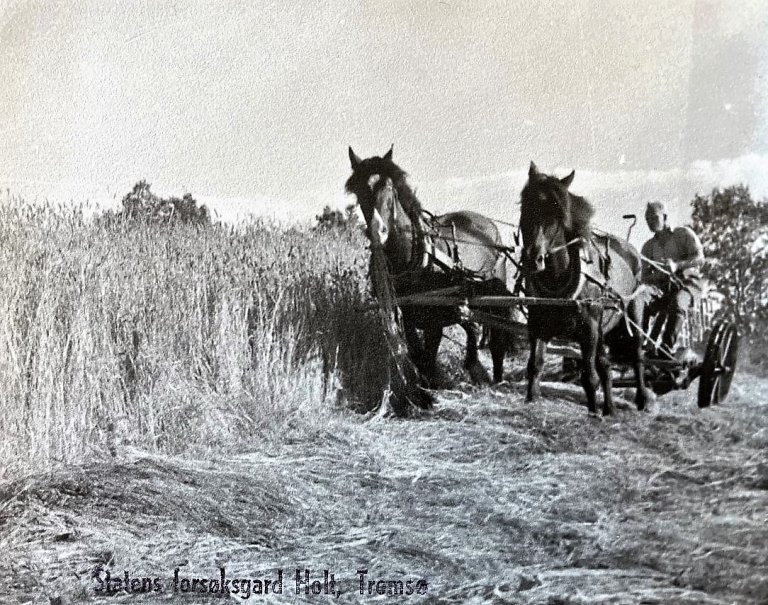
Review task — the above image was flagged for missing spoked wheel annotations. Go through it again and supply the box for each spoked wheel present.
[697,320,739,408]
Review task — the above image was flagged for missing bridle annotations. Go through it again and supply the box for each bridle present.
[524,221,565,265]
[370,177,426,275]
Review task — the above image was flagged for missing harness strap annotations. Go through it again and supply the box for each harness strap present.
[582,271,608,290]
[421,239,460,272]
[580,234,612,276]
[546,236,584,257]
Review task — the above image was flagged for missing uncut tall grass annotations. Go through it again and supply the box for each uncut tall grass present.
[0,199,387,476]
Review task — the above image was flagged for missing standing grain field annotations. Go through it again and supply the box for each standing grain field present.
[0,200,387,475]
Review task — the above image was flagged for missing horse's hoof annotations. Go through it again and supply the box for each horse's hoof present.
[636,398,653,412]
[635,388,655,412]
[467,363,491,385]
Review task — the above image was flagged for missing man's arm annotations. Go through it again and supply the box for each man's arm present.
[671,227,704,273]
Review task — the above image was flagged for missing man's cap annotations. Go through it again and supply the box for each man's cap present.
[646,201,667,214]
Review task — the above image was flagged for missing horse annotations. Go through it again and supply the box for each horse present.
[520,162,652,415]
[345,146,511,386]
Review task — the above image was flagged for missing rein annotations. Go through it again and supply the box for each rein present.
[419,211,518,252]
[546,236,583,257]
[639,253,685,287]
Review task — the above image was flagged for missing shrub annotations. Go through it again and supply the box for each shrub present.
[691,185,768,367]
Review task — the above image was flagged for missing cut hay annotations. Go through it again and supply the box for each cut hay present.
[2,373,766,604]
[368,243,434,415]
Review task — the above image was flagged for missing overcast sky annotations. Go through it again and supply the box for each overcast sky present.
[1,0,767,240]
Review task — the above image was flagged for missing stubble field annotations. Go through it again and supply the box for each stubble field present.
[0,202,766,604]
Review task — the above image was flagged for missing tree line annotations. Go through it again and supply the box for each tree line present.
[691,185,767,365]
[100,180,210,225]
[109,181,767,366]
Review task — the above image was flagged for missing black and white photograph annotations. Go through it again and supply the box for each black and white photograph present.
[1,1,767,603]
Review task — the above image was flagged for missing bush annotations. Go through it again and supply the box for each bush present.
[315,203,361,232]
[103,180,210,225]
[691,185,768,367]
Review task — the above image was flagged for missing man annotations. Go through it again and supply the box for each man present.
[641,201,705,354]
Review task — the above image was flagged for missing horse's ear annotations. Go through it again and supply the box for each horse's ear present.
[529,161,538,179]
[383,145,393,161]
[349,147,361,170]
[561,170,575,188]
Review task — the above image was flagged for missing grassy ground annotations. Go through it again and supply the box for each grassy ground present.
[2,365,766,604]
[1,203,766,604]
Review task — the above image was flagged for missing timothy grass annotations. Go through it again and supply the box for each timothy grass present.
[0,199,388,475]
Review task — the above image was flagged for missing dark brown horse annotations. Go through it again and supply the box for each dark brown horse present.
[346,146,510,385]
[520,162,652,415]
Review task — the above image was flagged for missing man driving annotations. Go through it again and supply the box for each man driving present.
[641,201,705,354]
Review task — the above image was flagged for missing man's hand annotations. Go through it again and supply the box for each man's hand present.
[645,272,669,287]
[664,259,678,274]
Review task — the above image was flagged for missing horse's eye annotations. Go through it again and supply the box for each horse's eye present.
[368,174,381,188]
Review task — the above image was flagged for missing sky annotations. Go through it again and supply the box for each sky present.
[1,0,767,243]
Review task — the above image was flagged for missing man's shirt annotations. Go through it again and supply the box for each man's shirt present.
[641,227,704,284]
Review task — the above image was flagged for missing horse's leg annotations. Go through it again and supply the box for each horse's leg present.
[402,318,424,370]
[461,322,490,384]
[489,328,506,383]
[486,279,510,383]
[479,326,491,349]
[422,324,443,387]
[578,321,600,414]
[595,334,614,416]
[629,299,652,411]
[526,333,546,402]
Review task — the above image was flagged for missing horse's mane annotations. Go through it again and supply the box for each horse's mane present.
[345,156,424,225]
[566,192,595,240]
[520,171,595,241]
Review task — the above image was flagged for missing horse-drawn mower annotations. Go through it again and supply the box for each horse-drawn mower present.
[348,148,739,414]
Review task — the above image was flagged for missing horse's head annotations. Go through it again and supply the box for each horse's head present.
[519,161,593,275]
[345,146,421,265]
[368,175,406,247]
